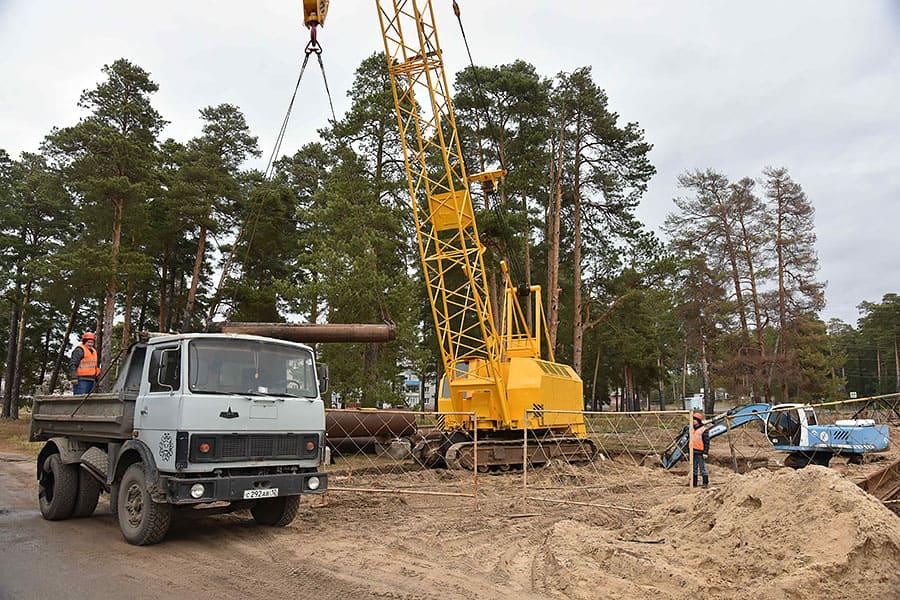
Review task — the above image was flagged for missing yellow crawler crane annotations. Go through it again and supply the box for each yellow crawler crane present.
[302,0,593,470]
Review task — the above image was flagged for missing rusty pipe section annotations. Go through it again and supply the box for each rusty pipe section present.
[326,410,417,441]
[209,322,396,343]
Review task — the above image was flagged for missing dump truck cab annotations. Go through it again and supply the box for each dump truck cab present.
[30,333,329,545]
[124,333,327,474]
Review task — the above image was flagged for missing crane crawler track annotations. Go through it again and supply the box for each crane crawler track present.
[443,438,598,472]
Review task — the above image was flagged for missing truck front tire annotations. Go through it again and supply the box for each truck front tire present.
[117,463,173,546]
[72,469,102,518]
[251,496,301,527]
[38,454,79,521]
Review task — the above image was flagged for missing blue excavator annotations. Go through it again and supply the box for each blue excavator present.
[661,402,890,469]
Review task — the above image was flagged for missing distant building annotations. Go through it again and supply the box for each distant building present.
[399,368,436,410]
[682,388,730,411]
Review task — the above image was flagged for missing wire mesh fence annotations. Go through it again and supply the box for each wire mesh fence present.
[521,409,693,513]
[318,396,898,512]
[324,409,479,502]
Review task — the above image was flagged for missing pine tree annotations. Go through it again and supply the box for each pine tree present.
[763,167,824,400]
[45,59,165,390]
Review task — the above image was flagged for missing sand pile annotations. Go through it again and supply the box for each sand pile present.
[533,466,900,599]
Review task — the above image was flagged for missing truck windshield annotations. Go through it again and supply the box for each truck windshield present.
[188,339,317,398]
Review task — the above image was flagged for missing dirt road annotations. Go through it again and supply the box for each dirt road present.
[0,452,464,600]
[1,450,586,600]
[3,449,898,600]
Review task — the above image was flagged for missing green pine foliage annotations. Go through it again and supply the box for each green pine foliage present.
[0,53,890,417]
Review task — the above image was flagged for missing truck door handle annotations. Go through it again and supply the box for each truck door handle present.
[140,407,149,416]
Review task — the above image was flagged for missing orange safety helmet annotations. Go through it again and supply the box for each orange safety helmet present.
[81,332,96,342]
[692,411,704,422]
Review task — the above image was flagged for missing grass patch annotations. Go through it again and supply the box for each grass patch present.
[0,415,40,457]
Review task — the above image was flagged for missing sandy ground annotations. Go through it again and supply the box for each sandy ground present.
[2,416,898,599]
[2,446,899,600]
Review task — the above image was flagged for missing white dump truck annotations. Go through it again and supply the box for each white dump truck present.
[30,333,330,545]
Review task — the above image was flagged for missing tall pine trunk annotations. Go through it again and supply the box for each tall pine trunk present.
[719,205,752,399]
[182,222,208,331]
[38,329,51,389]
[49,301,79,394]
[547,115,565,354]
[572,137,584,375]
[137,290,149,334]
[775,186,789,401]
[522,193,533,328]
[699,320,713,416]
[2,298,19,417]
[737,209,768,401]
[159,244,170,329]
[100,197,125,392]
[121,274,135,346]
[207,222,249,326]
[876,346,882,394]
[8,280,32,419]
[894,336,900,393]
[657,354,666,410]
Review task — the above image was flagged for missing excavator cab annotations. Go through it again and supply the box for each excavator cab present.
[765,404,814,448]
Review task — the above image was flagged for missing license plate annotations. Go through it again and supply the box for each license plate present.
[243,488,279,500]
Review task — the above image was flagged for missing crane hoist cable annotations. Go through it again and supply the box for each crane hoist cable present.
[452,0,526,285]
[230,31,338,315]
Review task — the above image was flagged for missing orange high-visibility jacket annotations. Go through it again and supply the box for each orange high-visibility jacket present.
[75,343,100,378]
[690,425,708,452]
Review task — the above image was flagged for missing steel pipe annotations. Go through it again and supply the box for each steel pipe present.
[210,322,396,343]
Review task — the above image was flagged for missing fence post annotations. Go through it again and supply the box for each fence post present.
[473,411,479,511]
[725,415,739,473]
[523,409,529,510]
[688,411,694,488]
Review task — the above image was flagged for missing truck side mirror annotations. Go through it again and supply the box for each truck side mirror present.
[156,349,177,393]
[317,363,329,395]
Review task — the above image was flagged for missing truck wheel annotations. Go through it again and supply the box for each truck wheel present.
[72,468,102,518]
[251,496,301,527]
[117,463,173,546]
[38,454,79,521]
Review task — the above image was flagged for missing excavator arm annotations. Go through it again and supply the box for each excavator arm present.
[660,403,771,469]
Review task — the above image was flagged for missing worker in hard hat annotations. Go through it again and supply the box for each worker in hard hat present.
[690,412,710,488]
[69,332,101,395]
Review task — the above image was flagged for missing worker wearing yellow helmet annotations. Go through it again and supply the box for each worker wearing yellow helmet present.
[690,412,710,488]
[69,332,100,395]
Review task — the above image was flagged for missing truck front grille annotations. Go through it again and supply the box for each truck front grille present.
[221,436,249,458]
[190,433,320,463]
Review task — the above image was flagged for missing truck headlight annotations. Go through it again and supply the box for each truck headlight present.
[190,483,205,499]
[307,476,320,491]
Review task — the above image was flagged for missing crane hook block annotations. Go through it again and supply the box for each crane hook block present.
[470,169,506,194]
[303,0,329,28]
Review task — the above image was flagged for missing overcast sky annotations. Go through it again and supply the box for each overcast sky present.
[1,1,898,325]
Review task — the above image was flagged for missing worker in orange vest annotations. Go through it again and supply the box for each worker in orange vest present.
[691,412,710,488]
[69,332,100,395]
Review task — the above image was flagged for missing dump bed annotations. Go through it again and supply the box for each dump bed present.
[29,391,138,443]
